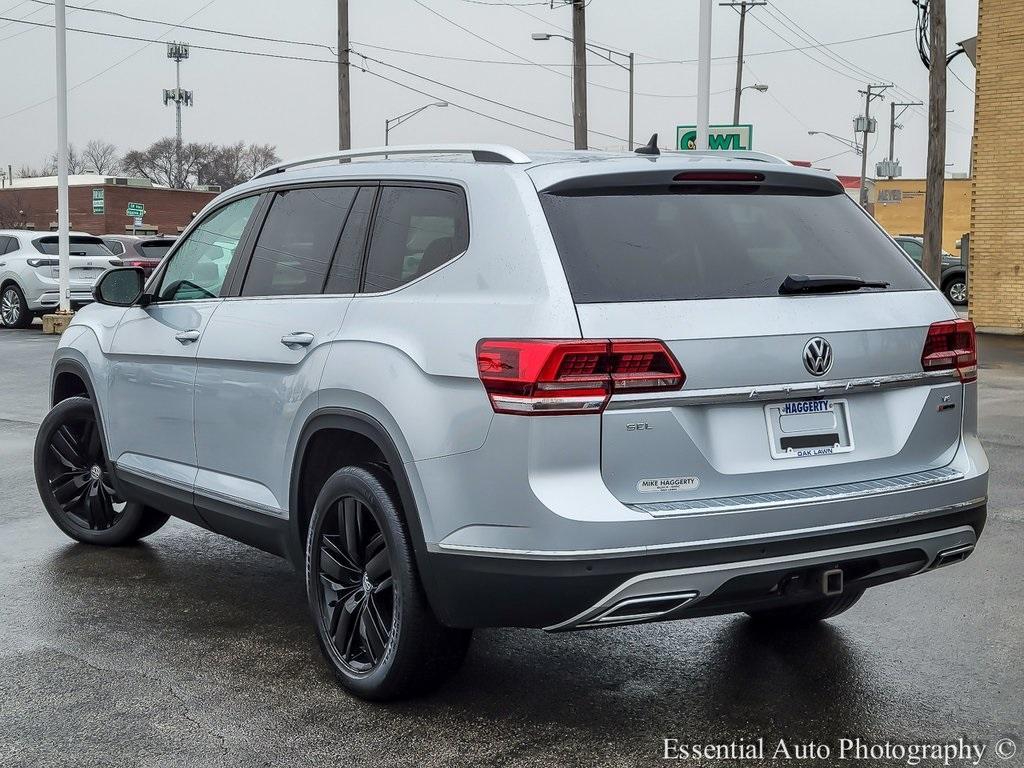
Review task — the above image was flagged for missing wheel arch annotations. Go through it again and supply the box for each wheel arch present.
[941,268,966,289]
[49,359,118,472]
[288,408,441,609]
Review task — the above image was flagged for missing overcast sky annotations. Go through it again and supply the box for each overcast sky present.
[0,0,979,179]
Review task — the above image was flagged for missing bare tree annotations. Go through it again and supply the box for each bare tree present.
[0,189,40,228]
[121,138,280,190]
[244,143,280,178]
[16,165,43,179]
[82,139,121,174]
[42,144,85,175]
[122,138,212,189]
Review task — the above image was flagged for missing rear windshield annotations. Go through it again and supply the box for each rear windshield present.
[139,241,174,259]
[540,188,930,302]
[33,236,111,257]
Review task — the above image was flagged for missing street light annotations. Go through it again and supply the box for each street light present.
[532,32,635,150]
[808,130,863,155]
[735,83,768,122]
[384,101,448,146]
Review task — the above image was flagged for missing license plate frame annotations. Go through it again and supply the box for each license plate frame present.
[764,397,855,460]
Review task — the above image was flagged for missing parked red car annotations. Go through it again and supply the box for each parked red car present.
[100,235,176,277]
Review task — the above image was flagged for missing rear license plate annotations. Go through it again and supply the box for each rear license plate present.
[764,398,854,459]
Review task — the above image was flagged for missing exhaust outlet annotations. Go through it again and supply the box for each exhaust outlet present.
[932,543,975,569]
[579,591,699,628]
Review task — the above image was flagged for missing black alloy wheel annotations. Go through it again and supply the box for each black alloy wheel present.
[306,464,471,700]
[34,397,169,545]
[317,495,396,673]
[42,409,126,531]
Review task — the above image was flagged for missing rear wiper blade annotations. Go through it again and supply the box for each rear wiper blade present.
[779,274,890,295]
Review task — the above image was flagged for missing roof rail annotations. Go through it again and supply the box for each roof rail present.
[253,144,532,179]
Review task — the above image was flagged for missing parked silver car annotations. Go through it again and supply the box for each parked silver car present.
[0,230,120,327]
[34,144,988,701]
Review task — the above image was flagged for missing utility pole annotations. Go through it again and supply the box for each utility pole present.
[923,0,947,286]
[695,0,713,150]
[856,83,890,207]
[338,0,351,150]
[885,100,922,179]
[163,43,193,188]
[720,1,765,125]
[571,0,588,149]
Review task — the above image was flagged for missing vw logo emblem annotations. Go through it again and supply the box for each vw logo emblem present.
[803,337,833,377]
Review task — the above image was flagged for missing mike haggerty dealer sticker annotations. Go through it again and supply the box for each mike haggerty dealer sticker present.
[637,476,700,493]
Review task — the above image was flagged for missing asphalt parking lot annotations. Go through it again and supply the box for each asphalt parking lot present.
[0,328,1021,768]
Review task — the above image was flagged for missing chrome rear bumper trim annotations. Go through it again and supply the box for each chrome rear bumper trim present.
[432,496,986,561]
[633,467,965,517]
[607,369,958,409]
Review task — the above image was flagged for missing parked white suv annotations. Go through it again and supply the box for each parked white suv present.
[34,144,988,701]
[0,230,120,327]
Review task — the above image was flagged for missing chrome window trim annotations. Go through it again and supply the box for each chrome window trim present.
[606,369,959,409]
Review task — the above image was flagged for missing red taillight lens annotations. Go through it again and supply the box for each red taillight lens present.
[476,339,684,415]
[921,319,977,382]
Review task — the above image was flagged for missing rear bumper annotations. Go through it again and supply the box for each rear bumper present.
[424,503,986,629]
[31,291,94,311]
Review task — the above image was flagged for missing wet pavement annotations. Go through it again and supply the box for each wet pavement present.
[1,328,1021,767]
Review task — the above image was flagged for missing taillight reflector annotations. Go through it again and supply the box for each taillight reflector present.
[921,319,977,382]
[476,339,684,415]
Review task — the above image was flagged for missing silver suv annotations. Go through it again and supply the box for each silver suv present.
[33,144,988,701]
[0,231,120,327]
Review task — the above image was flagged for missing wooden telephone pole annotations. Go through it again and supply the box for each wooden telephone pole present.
[720,1,766,125]
[922,0,947,285]
[338,0,351,151]
[571,0,588,149]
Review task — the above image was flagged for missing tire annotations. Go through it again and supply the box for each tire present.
[943,277,967,306]
[34,397,169,545]
[745,588,865,625]
[1,282,33,328]
[305,464,471,701]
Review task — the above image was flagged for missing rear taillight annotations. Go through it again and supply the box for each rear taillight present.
[476,339,684,415]
[922,319,977,382]
[125,260,148,269]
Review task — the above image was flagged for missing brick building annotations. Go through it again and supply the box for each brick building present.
[0,175,218,236]
[873,178,971,255]
[971,0,1024,334]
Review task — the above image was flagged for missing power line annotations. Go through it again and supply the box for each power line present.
[20,0,917,70]
[26,0,336,53]
[359,66,572,145]
[0,16,336,63]
[351,47,628,143]
[405,0,674,99]
[0,0,221,121]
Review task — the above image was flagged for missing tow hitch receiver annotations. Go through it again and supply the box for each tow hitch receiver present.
[821,568,844,596]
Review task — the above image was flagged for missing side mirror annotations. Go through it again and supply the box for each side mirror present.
[93,267,145,307]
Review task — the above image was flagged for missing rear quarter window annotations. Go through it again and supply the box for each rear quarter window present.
[540,188,932,303]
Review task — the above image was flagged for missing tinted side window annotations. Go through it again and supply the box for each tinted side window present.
[103,239,126,256]
[241,186,357,297]
[898,239,924,263]
[0,237,13,254]
[362,186,468,293]
[323,186,375,294]
[157,195,258,302]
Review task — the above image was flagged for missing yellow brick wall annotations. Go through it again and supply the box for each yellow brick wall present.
[971,0,1024,333]
[874,178,971,254]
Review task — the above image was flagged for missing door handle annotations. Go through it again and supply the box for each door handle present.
[280,332,314,347]
[174,329,201,344]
